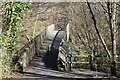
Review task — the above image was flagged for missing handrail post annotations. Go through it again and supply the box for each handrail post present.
[69,46,72,71]
[69,54,72,71]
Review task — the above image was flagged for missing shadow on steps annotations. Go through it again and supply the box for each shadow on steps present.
[43,31,65,70]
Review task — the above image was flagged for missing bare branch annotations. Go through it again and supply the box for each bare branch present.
[87,2,112,58]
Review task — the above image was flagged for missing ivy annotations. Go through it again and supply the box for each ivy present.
[1,2,31,77]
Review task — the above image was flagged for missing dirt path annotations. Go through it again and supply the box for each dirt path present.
[21,30,111,79]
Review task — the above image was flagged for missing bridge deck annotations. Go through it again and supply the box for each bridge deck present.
[21,30,110,79]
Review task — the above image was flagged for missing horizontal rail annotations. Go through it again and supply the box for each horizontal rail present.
[59,47,67,54]
[72,61,120,64]
[72,55,120,58]
[72,55,89,57]
[72,62,89,64]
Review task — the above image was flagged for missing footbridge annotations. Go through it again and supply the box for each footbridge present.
[13,24,111,79]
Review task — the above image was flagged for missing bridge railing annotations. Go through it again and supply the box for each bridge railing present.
[12,24,55,72]
[59,41,120,74]
[58,23,72,71]
[58,23,120,73]
[71,55,120,70]
[58,37,71,71]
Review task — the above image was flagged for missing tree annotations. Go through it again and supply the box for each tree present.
[87,2,118,76]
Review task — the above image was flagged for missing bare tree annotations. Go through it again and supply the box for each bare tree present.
[107,2,117,76]
[87,2,118,76]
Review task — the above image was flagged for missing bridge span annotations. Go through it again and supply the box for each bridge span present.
[14,24,110,79]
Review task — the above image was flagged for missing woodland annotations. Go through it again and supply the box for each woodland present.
[0,2,120,79]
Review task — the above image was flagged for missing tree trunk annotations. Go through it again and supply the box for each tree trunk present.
[111,61,117,76]
[107,2,117,76]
